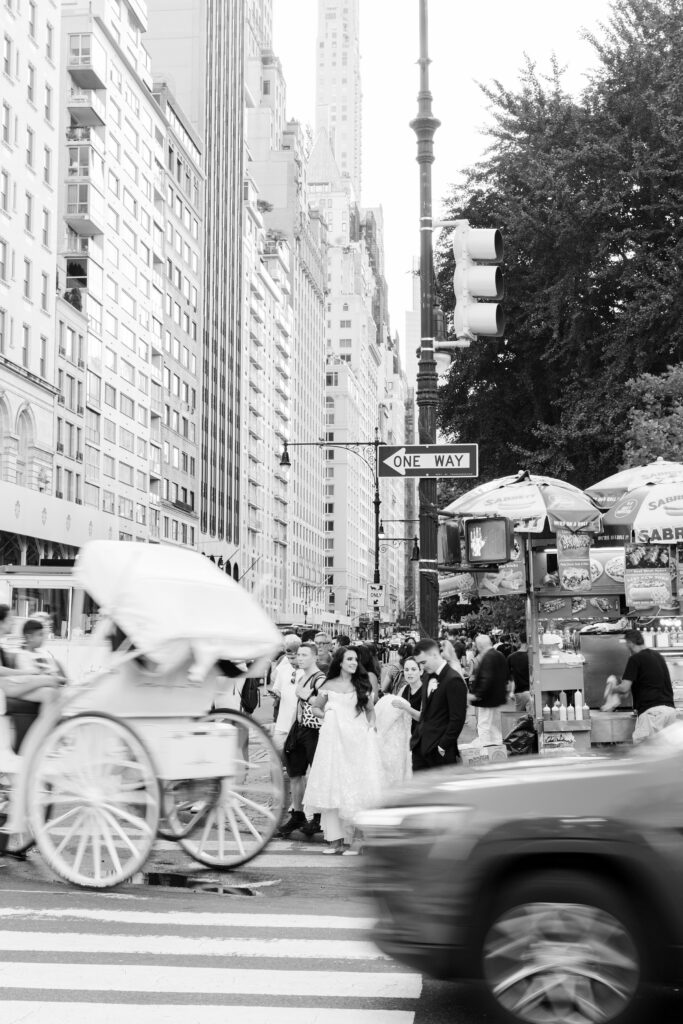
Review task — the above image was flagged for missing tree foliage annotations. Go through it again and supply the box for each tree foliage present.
[436,0,683,489]
[622,363,683,464]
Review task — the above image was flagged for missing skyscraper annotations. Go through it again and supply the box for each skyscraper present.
[145,0,245,558]
[315,0,362,203]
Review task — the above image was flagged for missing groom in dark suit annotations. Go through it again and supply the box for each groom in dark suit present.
[411,638,468,770]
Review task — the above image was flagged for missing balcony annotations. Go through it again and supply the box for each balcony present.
[149,459,162,477]
[249,370,265,395]
[248,461,265,488]
[66,125,104,158]
[65,183,105,236]
[153,168,165,200]
[276,310,292,337]
[67,88,106,128]
[67,34,107,90]
[151,397,162,415]
[275,333,290,359]
[148,490,161,506]
[275,378,290,401]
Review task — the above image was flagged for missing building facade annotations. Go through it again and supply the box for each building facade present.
[145,0,245,561]
[152,81,203,549]
[315,0,362,203]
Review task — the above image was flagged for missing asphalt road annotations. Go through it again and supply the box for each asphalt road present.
[2,844,683,1024]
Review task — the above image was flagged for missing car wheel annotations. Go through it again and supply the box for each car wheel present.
[479,870,643,1024]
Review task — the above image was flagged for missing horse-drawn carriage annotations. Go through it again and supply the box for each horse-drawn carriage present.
[0,542,286,888]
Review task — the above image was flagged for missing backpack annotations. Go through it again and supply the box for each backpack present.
[240,678,261,715]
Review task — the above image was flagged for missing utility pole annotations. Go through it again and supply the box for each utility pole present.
[410,0,440,639]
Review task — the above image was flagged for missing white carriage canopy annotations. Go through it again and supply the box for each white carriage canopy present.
[75,541,282,665]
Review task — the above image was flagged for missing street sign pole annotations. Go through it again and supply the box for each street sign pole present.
[411,0,440,641]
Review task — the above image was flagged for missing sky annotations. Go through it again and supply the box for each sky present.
[272,0,615,348]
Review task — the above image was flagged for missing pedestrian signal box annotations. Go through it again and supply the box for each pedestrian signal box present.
[464,517,515,565]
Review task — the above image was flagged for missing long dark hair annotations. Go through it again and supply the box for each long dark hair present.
[325,645,372,714]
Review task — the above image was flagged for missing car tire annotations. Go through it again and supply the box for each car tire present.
[478,870,645,1024]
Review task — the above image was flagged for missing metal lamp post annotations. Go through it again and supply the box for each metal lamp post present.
[280,429,382,646]
[410,0,440,640]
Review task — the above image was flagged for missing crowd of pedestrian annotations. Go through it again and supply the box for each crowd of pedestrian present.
[265,627,531,854]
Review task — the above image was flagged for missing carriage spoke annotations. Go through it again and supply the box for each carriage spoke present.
[223,805,245,858]
[42,804,82,835]
[71,818,92,875]
[100,802,154,836]
[99,807,143,857]
[234,804,262,843]
[231,791,277,820]
[96,811,124,876]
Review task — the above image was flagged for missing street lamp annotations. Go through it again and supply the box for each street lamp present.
[380,536,421,562]
[279,429,383,646]
[410,0,440,639]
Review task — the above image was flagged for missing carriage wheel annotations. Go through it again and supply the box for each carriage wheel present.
[177,710,285,869]
[158,777,222,841]
[27,714,159,888]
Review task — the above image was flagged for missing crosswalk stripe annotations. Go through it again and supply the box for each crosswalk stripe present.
[0,907,376,930]
[0,1005,416,1024]
[0,930,388,960]
[0,963,422,999]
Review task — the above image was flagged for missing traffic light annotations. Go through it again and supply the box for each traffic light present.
[452,219,505,347]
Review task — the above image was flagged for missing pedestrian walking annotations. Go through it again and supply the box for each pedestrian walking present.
[469,634,509,746]
[268,634,301,752]
[507,633,532,714]
[303,646,383,854]
[277,642,325,838]
[602,628,677,743]
[410,638,468,770]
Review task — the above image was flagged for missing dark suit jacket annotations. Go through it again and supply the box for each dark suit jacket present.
[413,663,468,761]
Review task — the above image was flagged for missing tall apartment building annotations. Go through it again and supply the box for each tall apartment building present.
[315,0,362,202]
[151,81,203,549]
[246,40,327,626]
[145,0,245,557]
[56,0,168,546]
[0,0,115,564]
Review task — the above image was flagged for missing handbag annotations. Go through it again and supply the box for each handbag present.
[284,719,303,755]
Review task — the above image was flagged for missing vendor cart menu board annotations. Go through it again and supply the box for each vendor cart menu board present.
[624,544,677,612]
[534,547,625,597]
[556,531,592,591]
[537,594,621,620]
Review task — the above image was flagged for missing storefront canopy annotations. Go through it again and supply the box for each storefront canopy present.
[442,470,603,534]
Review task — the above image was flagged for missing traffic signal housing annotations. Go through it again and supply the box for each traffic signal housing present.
[452,219,505,346]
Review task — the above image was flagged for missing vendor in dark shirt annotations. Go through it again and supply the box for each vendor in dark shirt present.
[507,634,531,714]
[602,628,676,744]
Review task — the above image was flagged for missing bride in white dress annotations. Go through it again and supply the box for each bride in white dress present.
[303,646,383,855]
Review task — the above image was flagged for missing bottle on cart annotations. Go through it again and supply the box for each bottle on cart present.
[567,703,576,721]
[643,627,654,648]
[582,699,591,720]
[552,699,561,721]
[658,626,670,648]
[542,702,551,721]
[574,690,583,721]
[559,701,568,722]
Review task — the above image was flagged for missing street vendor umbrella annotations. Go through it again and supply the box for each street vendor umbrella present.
[442,469,603,534]
[602,481,683,544]
[585,457,683,510]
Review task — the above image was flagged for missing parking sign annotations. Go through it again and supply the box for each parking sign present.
[368,583,385,608]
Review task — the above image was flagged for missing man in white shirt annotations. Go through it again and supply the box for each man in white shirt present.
[269,634,301,752]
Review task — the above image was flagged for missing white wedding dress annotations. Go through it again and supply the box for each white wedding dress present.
[304,690,384,840]
[375,695,412,790]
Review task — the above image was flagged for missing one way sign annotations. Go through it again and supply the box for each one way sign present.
[378,444,479,479]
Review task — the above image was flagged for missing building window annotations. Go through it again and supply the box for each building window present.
[23,259,31,299]
[27,63,35,103]
[21,324,29,367]
[24,192,33,233]
[0,309,5,353]
[1,102,9,143]
[26,128,34,168]
[28,1,36,39]
[120,394,134,418]
[0,170,8,212]
[0,239,6,281]
[42,207,49,246]
[40,272,48,311]
[44,84,52,122]
[43,146,51,184]
[46,22,54,61]
[3,35,11,78]
[104,384,116,407]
